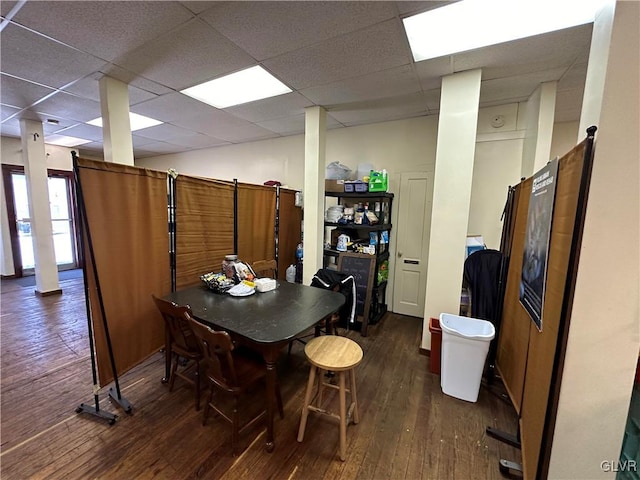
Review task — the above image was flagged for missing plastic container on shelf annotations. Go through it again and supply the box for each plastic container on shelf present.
[439,312,495,402]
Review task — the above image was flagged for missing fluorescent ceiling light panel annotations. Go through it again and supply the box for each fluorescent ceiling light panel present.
[45,134,93,147]
[403,0,607,62]
[87,112,162,131]
[180,66,292,108]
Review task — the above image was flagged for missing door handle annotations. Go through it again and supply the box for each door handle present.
[397,251,403,257]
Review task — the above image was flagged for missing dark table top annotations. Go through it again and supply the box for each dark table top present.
[164,281,346,345]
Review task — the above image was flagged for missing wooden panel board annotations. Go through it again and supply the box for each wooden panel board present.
[520,141,586,479]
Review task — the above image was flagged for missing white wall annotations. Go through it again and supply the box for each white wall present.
[1,136,75,170]
[134,106,578,314]
[1,108,579,286]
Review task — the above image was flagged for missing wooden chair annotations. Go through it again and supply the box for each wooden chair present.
[185,313,284,455]
[251,259,277,279]
[151,295,203,410]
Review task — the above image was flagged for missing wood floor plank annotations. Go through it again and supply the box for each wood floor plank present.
[1,276,521,479]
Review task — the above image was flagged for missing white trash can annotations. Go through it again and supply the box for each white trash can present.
[439,313,495,402]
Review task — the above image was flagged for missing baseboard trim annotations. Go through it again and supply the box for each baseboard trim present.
[419,347,430,357]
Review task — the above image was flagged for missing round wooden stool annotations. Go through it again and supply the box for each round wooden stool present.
[297,335,363,461]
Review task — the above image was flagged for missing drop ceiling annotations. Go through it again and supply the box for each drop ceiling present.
[0,1,593,159]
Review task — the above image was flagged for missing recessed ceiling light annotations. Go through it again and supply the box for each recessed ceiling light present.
[87,112,163,131]
[45,135,93,147]
[180,65,292,109]
[403,0,608,62]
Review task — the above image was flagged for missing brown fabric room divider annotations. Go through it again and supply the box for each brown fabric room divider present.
[236,183,276,266]
[76,159,170,387]
[277,189,302,281]
[496,179,532,414]
[174,175,235,289]
[495,139,590,478]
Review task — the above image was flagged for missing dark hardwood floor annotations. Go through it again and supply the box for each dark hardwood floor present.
[0,276,521,479]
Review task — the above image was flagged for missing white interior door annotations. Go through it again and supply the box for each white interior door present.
[392,172,433,317]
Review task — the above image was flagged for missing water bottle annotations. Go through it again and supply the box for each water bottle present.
[286,264,296,283]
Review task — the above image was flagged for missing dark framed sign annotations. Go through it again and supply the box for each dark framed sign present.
[338,252,376,331]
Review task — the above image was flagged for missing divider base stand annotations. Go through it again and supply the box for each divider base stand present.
[75,403,117,425]
[487,422,522,476]
[499,459,523,476]
[109,388,132,414]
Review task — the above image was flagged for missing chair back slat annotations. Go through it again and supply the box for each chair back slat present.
[152,295,200,353]
[186,314,240,390]
[251,259,277,279]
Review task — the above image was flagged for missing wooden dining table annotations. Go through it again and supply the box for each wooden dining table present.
[163,280,346,452]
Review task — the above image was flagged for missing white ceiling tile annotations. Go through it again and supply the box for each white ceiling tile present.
[1,104,21,122]
[30,92,102,123]
[52,124,103,142]
[263,19,413,89]
[257,113,343,136]
[131,92,221,123]
[480,69,568,105]
[0,75,56,109]
[200,1,398,60]
[224,92,313,123]
[453,24,593,79]
[328,92,428,125]
[9,0,195,62]
[301,65,421,106]
[395,1,455,16]
[0,24,107,89]
[414,56,454,90]
[210,124,280,143]
[118,18,255,90]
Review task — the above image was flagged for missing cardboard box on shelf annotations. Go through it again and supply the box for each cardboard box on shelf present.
[325,179,345,193]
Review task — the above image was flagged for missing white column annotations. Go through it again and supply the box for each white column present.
[578,1,616,140]
[302,106,326,286]
[548,2,639,478]
[99,76,134,165]
[422,69,481,349]
[20,119,61,295]
[522,81,557,177]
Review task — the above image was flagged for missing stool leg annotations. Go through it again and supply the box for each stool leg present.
[297,365,317,442]
[338,371,347,461]
[317,368,326,407]
[350,368,359,424]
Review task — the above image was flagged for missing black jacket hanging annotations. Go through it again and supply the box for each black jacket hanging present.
[310,268,356,327]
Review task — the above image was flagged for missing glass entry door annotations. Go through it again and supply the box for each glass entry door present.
[3,166,78,276]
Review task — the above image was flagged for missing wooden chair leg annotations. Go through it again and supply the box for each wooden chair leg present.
[169,354,179,391]
[338,371,347,461]
[202,389,214,426]
[317,368,326,407]
[232,396,239,456]
[297,365,317,442]
[194,364,201,411]
[350,369,359,424]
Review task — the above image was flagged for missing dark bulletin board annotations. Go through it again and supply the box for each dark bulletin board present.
[338,252,375,334]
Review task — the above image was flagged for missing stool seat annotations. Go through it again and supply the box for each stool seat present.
[298,335,363,461]
[304,336,363,371]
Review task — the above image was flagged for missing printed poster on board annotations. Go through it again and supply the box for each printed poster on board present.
[520,158,559,331]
